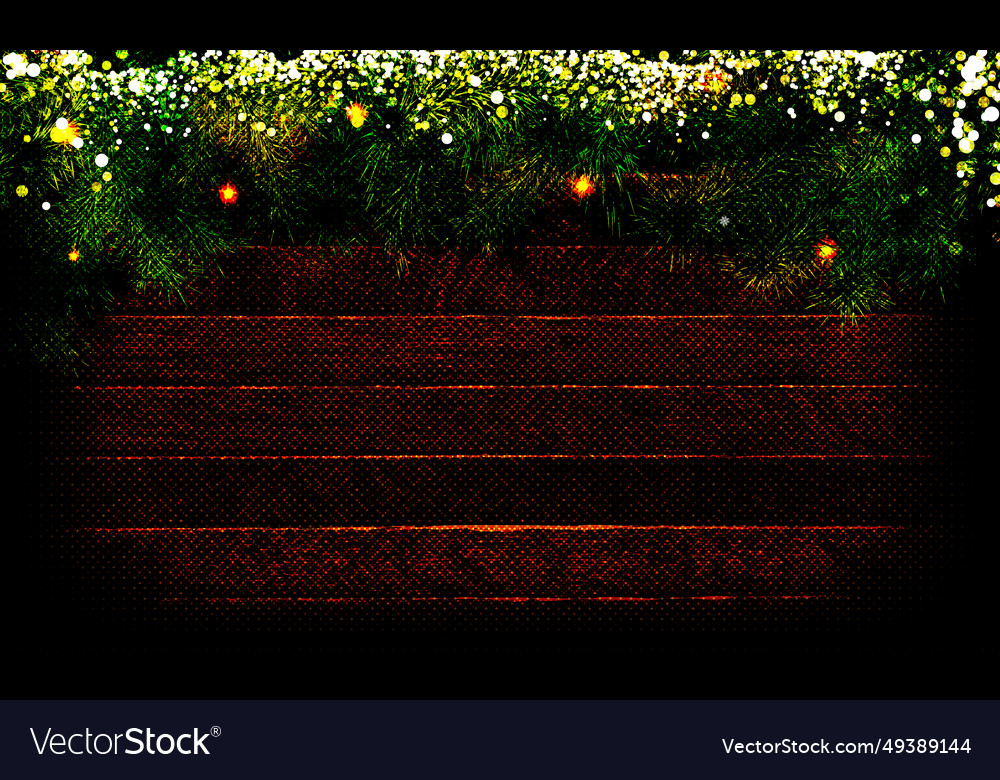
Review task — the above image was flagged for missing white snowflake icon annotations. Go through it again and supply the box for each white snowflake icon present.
[719,216,730,227]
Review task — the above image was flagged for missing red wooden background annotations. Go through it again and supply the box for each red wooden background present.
[25,237,976,649]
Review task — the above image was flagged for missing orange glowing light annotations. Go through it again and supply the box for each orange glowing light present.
[68,249,80,262]
[346,103,368,128]
[701,70,728,94]
[815,237,838,265]
[49,122,80,145]
[572,174,595,198]
[219,182,238,204]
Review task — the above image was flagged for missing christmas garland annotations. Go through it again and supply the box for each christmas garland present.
[2,49,997,368]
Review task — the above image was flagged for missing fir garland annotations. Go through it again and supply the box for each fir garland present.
[1,49,997,367]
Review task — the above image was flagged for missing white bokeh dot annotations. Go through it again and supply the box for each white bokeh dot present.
[490,90,503,104]
[94,154,109,167]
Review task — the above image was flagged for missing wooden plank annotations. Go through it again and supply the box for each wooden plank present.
[39,526,946,600]
[36,386,956,457]
[109,247,969,316]
[71,314,967,387]
[36,455,968,528]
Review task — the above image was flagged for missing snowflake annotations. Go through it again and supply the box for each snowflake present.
[719,215,730,226]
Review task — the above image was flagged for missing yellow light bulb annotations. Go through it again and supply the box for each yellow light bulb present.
[572,174,595,197]
[346,103,368,128]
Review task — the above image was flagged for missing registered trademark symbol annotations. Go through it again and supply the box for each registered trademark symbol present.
[211,726,221,738]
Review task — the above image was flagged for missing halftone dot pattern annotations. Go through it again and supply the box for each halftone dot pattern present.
[40,455,968,527]
[40,385,951,458]
[34,243,973,636]
[104,246,976,318]
[37,525,931,600]
[76,313,963,387]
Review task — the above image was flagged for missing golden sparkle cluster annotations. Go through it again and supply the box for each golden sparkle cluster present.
[4,50,1000,206]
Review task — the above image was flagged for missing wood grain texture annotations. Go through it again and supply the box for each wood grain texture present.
[107,246,970,316]
[71,314,967,387]
[36,385,957,457]
[40,526,949,600]
[36,455,966,528]
[26,229,973,643]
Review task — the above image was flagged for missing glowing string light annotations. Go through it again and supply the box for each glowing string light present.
[572,174,595,198]
[346,103,368,128]
[219,182,238,204]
